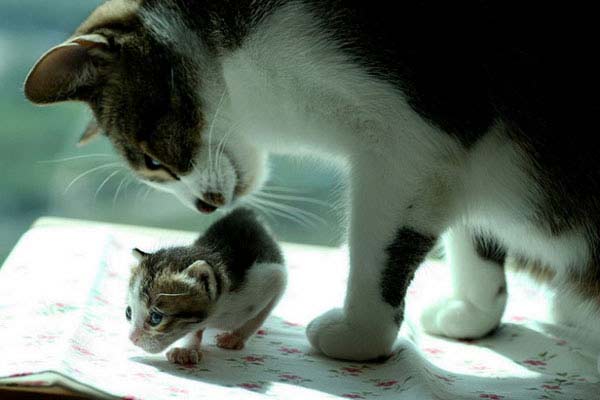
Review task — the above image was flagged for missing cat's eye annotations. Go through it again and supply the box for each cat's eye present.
[125,306,132,321]
[144,155,163,171]
[149,311,163,326]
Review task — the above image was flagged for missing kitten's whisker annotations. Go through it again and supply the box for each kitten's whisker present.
[94,169,122,202]
[64,162,121,194]
[38,154,114,164]
[252,196,327,226]
[156,292,191,299]
[256,191,332,209]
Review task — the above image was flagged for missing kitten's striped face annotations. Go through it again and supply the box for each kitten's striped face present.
[24,0,267,214]
[126,249,217,353]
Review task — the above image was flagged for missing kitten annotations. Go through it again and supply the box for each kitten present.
[126,208,286,364]
[25,0,600,366]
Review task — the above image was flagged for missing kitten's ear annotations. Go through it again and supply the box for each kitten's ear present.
[24,34,111,104]
[132,248,150,261]
[185,260,217,301]
[77,119,102,147]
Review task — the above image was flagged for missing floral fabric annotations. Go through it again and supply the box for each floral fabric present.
[0,222,598,399]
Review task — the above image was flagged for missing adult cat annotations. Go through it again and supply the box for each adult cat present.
[25,0,600,362]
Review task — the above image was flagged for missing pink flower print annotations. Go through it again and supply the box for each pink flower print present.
[168,386,188,394]
[424,348,443,355]
[341,367,363,375]
[94,295,109,304]
[122,396,142,400]
[256,329,267,336]
[279,374,303,381]
[238,383,262,391]
[279,346,302,354]
[283,321,302,327]
[84,323,103,332]
[375,380,399,387]
[243,356,264,363]
[72,345,94,357]
[542,385,561,390]
[510,315,527,322]
[523,359,546,366]
[9,372,32,378]
[342,394,365,399]
[479,395,504,399]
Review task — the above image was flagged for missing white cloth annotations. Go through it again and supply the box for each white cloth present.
[0,223,598,399]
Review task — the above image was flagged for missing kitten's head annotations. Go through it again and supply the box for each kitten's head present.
[24,0,267,213]
[126,247,220,353]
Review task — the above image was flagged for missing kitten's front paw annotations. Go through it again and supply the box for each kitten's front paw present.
[420,296,505,339]
[166,347,202,365]
[306,308,397,361]
[216,332,245,350]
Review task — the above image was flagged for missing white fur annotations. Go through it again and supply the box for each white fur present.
[207,262,286,331]
[140,3,597,361]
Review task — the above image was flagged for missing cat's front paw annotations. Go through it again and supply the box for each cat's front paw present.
[420,296,505,339]
[306,308,396,361]
[166,347,202,365]
[216,332,245,350]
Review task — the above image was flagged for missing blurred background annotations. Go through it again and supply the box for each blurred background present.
[0,0,345,264]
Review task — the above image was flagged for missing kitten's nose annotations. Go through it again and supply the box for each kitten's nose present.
[129,331,141,344]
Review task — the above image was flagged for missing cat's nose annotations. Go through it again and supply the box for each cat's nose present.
[204,192,225,207]
[195,192,225,214]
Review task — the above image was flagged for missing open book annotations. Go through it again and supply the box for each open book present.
[0,218,597,399]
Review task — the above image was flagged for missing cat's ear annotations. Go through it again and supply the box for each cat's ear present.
[77,119,102,147]
[24,34,111,104]
[185,260,217,301]
[132,248,150,261]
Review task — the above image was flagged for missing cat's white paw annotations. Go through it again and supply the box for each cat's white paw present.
[306,308,397,361]
[166,347,202,365]
[420,295,505,339]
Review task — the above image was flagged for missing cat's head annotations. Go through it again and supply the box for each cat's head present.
[126,247,220,353]
[24,0,267,214]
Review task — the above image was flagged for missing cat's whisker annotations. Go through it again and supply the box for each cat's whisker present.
[242,198,276,224]
[252,195,327,227]
[208,89,228,174]
[94,169,123,202]
[143,186,154,202]
[64,162,122,194]
[262,185,308,194]
[215,121,238,171]
[38,153,114,164]
[256,190,332,209]
[247,196,310,228]
[112,174,130,208]
[250,196,318,228]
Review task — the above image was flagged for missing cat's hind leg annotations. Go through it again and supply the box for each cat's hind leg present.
[420,226,507,338]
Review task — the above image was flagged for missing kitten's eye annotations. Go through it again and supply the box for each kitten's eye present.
[125,306,132,321]
[149,311,163,326]
[144,155,162,171]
